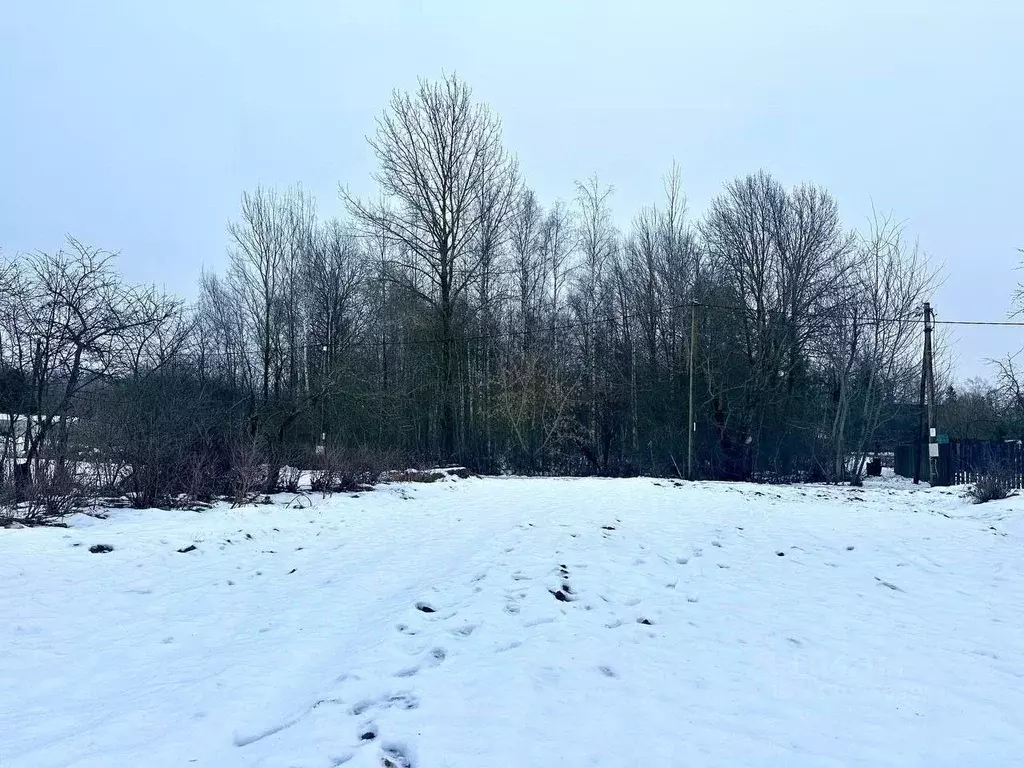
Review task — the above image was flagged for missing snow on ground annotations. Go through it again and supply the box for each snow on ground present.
[2,477,1023,767]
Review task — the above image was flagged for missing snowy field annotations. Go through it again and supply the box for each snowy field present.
[2,477,1023,768]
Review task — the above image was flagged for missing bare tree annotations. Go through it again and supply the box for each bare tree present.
[196,270,251,392]
[569,174,619,471]
[227,186,288,404]
[304,218,369,445]
[344,73,519,459]
[0,239,179,489]
[539,200,575,385]
[846,210,938,475]
[509,188,545,353]
[700,172,856,477]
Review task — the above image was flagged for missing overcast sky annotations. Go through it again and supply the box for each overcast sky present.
[2,0,1022,378]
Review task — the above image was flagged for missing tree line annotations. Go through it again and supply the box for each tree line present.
[1,73,943,518]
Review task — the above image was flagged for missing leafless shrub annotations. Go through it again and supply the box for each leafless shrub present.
[92,458,129,496]
[0,476,17,527]
[969,466,1015,504]
[182,449,224,503]
[10,463,92,525]
[229,437,268,506]
[309,446,396,494]
[309,468,336,495]
[387,467,474,483]
[335,446,391,491]
[309,448,342,495]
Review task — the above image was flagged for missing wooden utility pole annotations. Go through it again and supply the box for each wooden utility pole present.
[913,303,928,484]
[924,302,938,485]
[687,302,697,480]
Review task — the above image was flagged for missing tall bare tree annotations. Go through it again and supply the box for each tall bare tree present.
[569,174,619,471]
[344,73,519,459]
[509,188,545,354]
[227,186,288,404]
[700,171,856,477]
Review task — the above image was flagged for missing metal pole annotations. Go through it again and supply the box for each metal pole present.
[319,344,328,453]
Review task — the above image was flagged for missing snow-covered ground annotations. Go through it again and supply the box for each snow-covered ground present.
[2,476,1023,767]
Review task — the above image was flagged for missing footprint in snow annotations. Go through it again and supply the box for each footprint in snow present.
[381,742,415,768]
[350,693,419,716]
[450,624,477,638]
[675,557,689,565]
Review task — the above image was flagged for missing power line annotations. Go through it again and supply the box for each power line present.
[185,300,1024,360]
[927,319,1024,327]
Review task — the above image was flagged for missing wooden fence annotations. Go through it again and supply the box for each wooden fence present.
[950,439,1024,488]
